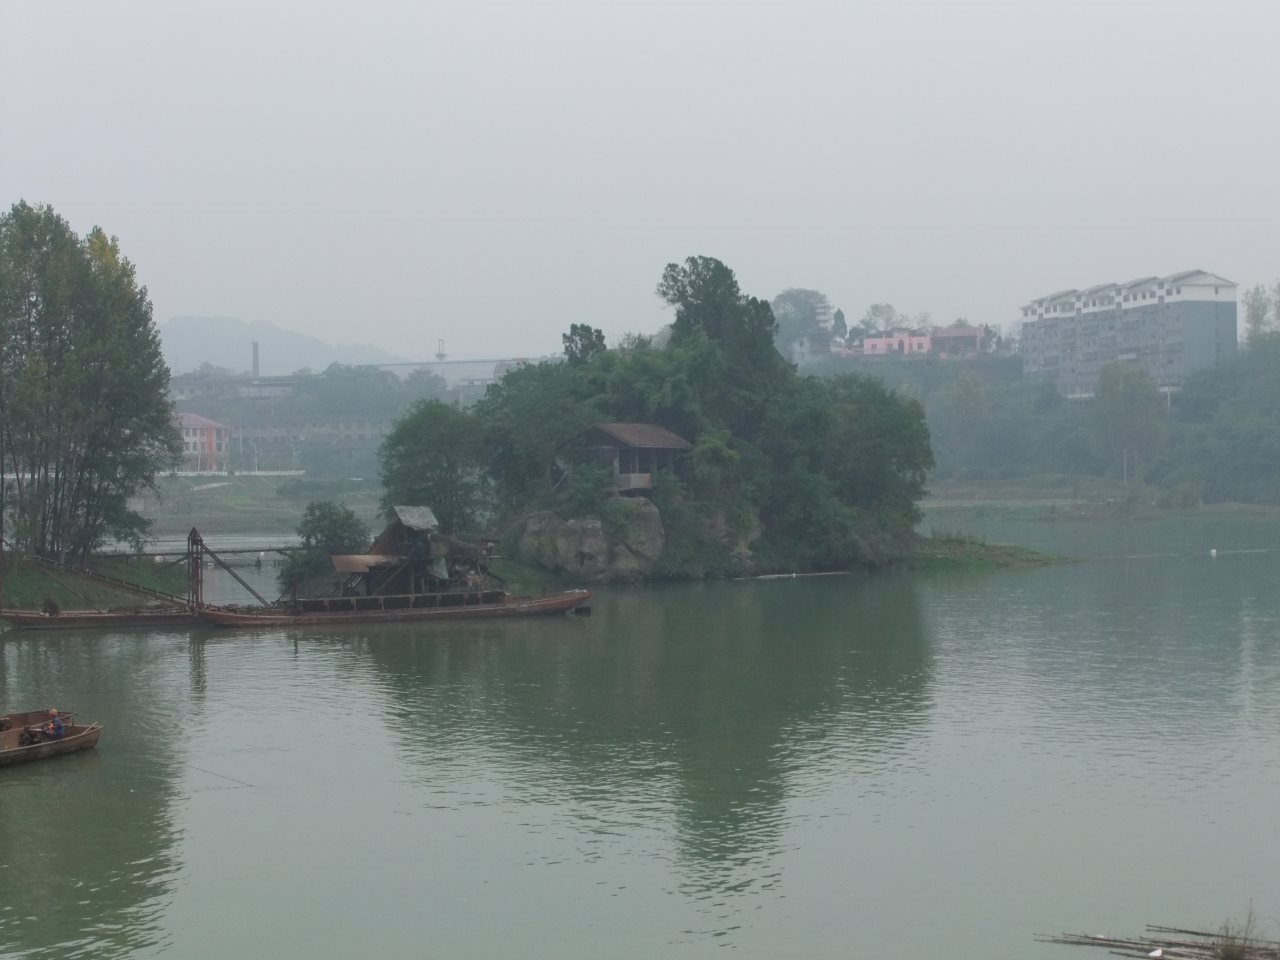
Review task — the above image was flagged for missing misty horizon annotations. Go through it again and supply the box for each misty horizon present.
[4,0,1276,358]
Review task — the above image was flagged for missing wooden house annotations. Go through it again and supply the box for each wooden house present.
[563,423,692,494]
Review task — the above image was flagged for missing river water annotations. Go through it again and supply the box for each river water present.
[2,516,1279,959]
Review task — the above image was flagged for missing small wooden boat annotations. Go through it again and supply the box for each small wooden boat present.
[200,588,591,628]
[0,711,103,767]
[0,607,198,632]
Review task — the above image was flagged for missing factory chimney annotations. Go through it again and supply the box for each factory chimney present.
[252,341,260,378]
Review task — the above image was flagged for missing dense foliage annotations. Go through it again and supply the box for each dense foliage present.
[810,333,1280,506]
[1152,332,1280,503]
[0,201,180,558]
[805,353,1093,481]
[277,500,370,591]
[380,256,935,572]
[379,400,490,533]
[770,288,835,356]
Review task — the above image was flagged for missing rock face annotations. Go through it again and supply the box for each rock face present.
[516,498,666,582]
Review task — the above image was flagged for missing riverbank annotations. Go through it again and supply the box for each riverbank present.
[926,476,1280,524]
[125,476,1067,585]
[896,532,1067,571]
[0,556,188,611]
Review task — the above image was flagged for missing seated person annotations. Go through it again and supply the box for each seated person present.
[44,709,65,739]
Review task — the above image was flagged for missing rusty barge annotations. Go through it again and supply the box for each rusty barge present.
[2,506,589,631]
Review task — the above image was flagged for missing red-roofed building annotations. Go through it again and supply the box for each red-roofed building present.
[177,412,230,472]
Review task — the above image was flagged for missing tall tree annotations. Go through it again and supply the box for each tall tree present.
[832,308,847,340]
[769,288,831,351]
[656,256,788,437]
[0,202,180,558]
[379,400,489,533]
[562,323,607,365]
[473,361,600,506]
[277,501,370,590]
[859,303,898,335]
[1242,284,1272,344]
[1091,363,1164,481]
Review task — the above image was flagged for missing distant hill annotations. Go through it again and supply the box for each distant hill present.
[159,316,410,375]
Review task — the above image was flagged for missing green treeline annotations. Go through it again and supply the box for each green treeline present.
[0,202,179,558]
[809,333,1280,505]
[1158,333,1280,503]
[381,257,933,575]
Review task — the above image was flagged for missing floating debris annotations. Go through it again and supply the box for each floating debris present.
[1040,923,1280,960]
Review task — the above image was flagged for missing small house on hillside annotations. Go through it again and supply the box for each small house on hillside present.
[563,423,692,494]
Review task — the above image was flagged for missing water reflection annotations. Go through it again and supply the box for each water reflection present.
[0,634,188,960]
[345,575,934,933]
[1,537,1278,959]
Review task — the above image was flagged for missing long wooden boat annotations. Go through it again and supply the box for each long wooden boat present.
[200,588,591,628]
[0,712,103,767]
[0,608,198,631]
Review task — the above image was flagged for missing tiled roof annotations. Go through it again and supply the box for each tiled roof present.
[591,423,693,450]
[1028,270,1236,305]
[176,412,227,430]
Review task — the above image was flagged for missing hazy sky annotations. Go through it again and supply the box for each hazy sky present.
[4,0,1278,359]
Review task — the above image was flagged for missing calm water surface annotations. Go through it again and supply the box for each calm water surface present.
[2,517,1279,959]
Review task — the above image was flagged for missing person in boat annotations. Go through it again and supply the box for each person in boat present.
[43,709,65,739]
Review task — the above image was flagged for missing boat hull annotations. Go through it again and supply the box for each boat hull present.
[0,721,102,767]
[201,589,591,628]
[0,609,197,631]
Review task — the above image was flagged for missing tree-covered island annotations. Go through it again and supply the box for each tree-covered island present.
[378,256,993,582]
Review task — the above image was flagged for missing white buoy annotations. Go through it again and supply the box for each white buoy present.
[1210,548,1218,558]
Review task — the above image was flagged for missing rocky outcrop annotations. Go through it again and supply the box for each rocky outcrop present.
[515,498,665,582]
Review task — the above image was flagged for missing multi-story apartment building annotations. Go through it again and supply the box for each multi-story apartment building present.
[1019,270,1237,397]
[177,412,231,472]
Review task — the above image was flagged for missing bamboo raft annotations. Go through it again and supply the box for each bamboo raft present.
[1041,924,1280,959]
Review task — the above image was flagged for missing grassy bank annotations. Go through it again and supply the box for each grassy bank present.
[895,531,1067,572]
[926,475,1280,524]
[0,556,189,611]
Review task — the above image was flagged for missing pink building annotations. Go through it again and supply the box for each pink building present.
[861,329,931,356]
[177,412,230,473]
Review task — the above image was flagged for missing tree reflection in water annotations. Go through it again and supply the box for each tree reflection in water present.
[351,575,933,933]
